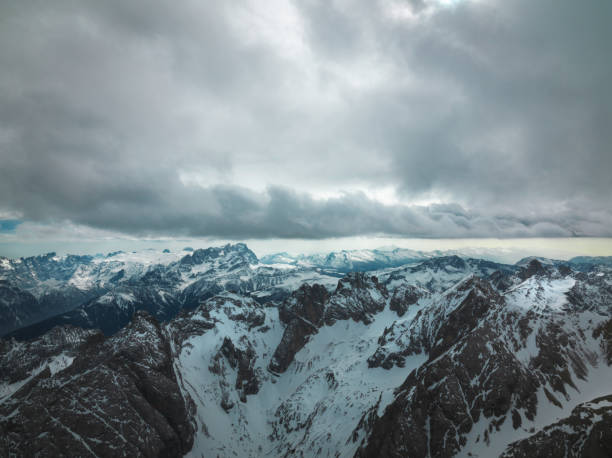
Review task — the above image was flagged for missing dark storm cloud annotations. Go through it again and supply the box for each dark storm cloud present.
[1,181,601,239]
[386,0,612,206]
[0,0,610,239]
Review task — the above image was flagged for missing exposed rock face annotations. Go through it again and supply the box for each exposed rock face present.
[0,325,100,392]
[594,319,612,364]
[210,336,261,406]
[360,278,536,457]
[567,268,612,313]
[368,276,490,369]
[324,273,388,325]
[2,250,612,458]
[0,280,43,336]
[0,253,107,336]
[269,273,388,374]
[204,295,266,329]
[362,328,539,457]
[389,284,427,317]
[488,268,516,291]
[519,258,552,280]
[166,293,273,417]
[167,294,266,357]
[167,308,216,352]
[358,271,612,458]
[502,395,612,458]
[2,243,340,340]
[367,334,408,369]
[0,311,195,457]
[269,283,329,374]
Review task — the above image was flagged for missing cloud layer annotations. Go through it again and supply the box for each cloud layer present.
[0,0,610,239]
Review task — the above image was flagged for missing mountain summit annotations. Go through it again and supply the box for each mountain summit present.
[1,245,611,457]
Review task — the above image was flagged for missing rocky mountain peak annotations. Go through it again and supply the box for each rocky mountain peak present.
[269,283,329,374]
[520,258,548,278]
[180,242,258,266]
[325,272,388,325]
[2,250,611,457]
[279,283,329,325]
[455,273,497,298]
[420,254,468,271]
[335,271,381,294]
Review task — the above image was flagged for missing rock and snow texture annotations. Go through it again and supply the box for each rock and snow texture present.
[0,251,611,457]
[0,243,340,339]
[162,259,612,457]
[501,394,612,458]
[0,312,194,457]
[168,280,423,458]
[0,325,97,402]
[358,261,612,458]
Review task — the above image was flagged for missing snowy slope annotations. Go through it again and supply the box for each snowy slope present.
[170,289,427,458]
[1,253,611,457]
[169,258,612,458]
[360,261,612,458]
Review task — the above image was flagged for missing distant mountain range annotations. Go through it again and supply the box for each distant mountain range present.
[0,244,609,339]
[262,248,612,273]
[0,244,341,338]
[1,244,611,457]
[261,247,427,272]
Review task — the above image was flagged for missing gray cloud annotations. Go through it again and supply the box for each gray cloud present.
[4,183,607,239]
[0,0,610,239]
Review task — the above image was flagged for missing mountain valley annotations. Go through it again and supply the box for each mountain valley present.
[1,245,611,457]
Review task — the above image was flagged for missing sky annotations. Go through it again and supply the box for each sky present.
[1,0,611,257]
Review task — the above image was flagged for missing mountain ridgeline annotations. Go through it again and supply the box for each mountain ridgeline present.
[1,245,611,457]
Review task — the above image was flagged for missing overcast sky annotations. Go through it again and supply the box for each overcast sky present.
[1,0,611,252]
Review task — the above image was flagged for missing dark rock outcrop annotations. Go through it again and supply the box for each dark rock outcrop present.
[0,280,43,336]
[502,395,612,458]
[518,259,552,280]
[269,284,329,374]
[359,279,540,457]
[389,284,426,317]
[0,311,195,458]
[2,250,612,457]
[210,336,262,405]
[594,318,612,365]
[324,273,388,325]
[0,325,100,388]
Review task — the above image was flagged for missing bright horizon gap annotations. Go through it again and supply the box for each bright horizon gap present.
[2,237,612,264]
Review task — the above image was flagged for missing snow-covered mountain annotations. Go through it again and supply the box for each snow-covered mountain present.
[1,247,611,457]
[261,247,427,272]
[0,244,340,338]
[0,245,520,338]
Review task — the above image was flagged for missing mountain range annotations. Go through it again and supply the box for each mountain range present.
[1,244,611,457]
